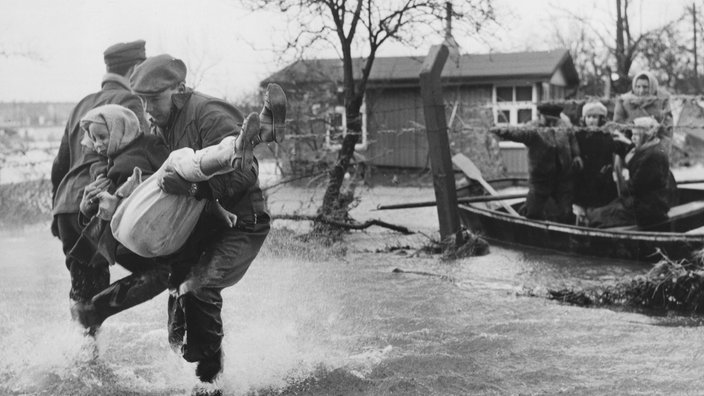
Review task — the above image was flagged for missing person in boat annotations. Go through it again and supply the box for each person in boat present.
[585,118,675,228]
[573,101,619,210]
[613,71,672,148]
[492,103,583,223]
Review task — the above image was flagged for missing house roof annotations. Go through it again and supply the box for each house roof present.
[262,48,579,87]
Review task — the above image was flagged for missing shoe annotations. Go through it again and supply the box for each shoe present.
[191,382,222,396]
[70,300,104,336]
[195,348,223,383]
[233,112,260,171]
[258,83,286,143]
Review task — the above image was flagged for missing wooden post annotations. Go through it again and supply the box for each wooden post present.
[419,44,464,244]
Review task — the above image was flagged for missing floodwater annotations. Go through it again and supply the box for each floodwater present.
[2,219,704,396]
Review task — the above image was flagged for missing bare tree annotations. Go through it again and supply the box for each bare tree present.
[247,0,494,237]
[556,0,672,95]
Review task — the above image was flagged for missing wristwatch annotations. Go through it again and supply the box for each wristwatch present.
[188,183,199,197]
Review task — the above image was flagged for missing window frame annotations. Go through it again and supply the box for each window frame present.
[492,84,537,125]
[325,100,368,151]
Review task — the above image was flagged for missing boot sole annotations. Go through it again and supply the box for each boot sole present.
[265,83,286,142]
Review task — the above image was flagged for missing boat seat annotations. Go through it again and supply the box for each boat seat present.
[667,201,704,220]
[605,201,704,232]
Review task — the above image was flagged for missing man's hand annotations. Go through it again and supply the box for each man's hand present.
[213,199,237,228]
[158,167,194,196]
[80,176,111,216]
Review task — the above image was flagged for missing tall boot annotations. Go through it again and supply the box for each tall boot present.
[257,83,287,144]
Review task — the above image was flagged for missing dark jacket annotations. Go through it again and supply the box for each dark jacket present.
[627,139,672,226]
[155,90,267,226]
[70,134,169,266]
[494,124,580,189]
[52,74,148,217]
[87,134,170,192]
[573,129,618,207]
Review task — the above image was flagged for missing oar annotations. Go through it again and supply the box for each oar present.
[451,153,521,216]
[375,193,528,211]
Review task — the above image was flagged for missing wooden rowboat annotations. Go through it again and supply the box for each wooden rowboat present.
[457,186,704,262]
[450,153,704,262]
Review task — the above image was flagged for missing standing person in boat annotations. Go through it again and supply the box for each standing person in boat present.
[613,71,672,147]
[127,54,284,391]
[492,103,583,223]
[50,40,149,333]
[586,119,674,228]
[573,101,619,210]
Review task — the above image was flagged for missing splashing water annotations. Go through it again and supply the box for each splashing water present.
[4,225,704,395]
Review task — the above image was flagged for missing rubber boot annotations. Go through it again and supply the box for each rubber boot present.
[232,112,260,171]
[258,83,287,144]
[195,348,223,383]
[70,300,104,337]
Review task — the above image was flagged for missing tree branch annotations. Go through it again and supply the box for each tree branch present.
[272,213,416,234]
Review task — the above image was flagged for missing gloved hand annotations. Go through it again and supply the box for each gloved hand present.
[158,166,193,196]
[80,176,111,216]
[572,156,584,172]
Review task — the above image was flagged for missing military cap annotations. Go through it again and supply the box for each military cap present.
[103,40,146,68]
[130,54,187,96]
[537,103,564,119]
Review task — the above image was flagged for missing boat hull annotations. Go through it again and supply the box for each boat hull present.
[458,202,704,262]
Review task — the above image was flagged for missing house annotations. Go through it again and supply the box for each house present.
[262,48,579,171]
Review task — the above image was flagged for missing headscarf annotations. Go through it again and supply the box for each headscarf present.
[631,71,659,96]
[80,104,142,157]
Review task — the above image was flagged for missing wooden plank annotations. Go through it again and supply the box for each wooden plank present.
[419,44,463,243]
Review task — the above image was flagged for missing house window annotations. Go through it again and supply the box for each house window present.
[517,109,533,124]
[496,87,513,102]
[325,102,368,151]
[493,85,536,125]
[515,86,532,101]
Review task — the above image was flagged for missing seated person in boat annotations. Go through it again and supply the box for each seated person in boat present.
[573,101,619,209]
[585,119,675,228]
[492,103,583,223]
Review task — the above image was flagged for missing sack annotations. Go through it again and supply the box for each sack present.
[111,165,206,257]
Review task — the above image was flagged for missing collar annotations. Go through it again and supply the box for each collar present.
[171,88,193,110]
[101,73,131,91]
[160,88,194,137]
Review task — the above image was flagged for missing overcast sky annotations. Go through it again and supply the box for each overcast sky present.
[0,0,691,102]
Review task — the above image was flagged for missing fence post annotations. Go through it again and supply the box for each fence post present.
[419,44,464,246]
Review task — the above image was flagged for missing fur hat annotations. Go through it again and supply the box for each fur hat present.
[537,103,563,118]
[130,54,187,96]
[582,101,607,117]
[103,40,146,68]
